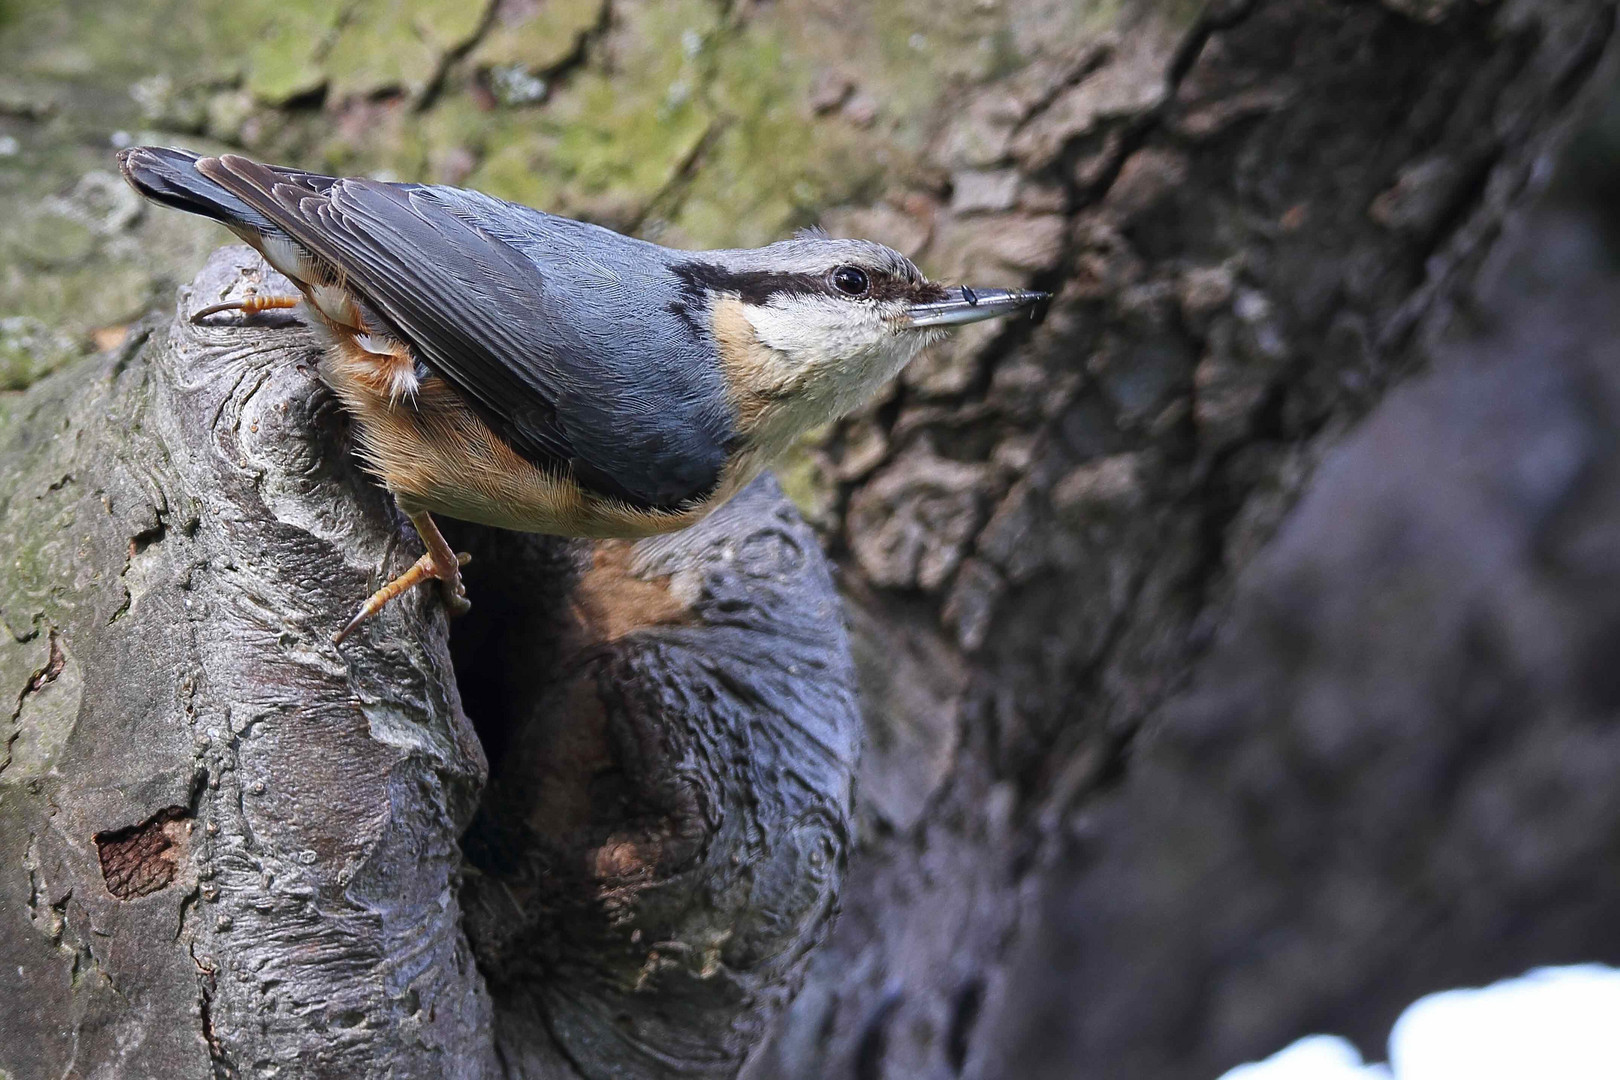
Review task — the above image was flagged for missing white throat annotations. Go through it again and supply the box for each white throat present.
[740,295,927,419]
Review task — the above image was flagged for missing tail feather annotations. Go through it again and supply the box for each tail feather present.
[118,146,281,237]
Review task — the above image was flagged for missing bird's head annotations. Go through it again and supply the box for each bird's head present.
[672,233,1047,441]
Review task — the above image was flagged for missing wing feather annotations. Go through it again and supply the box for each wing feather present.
[196,154,730,510]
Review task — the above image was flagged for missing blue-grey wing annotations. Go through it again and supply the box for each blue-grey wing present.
[197,154,734,511]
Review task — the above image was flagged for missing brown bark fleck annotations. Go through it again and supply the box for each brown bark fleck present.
[95,807,191,900]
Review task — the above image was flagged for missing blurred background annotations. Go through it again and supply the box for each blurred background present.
[4,0,1620,1076]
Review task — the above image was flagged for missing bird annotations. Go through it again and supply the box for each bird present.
[118,147,1048,643]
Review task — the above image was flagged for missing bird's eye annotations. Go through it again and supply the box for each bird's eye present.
[831,266,870,297]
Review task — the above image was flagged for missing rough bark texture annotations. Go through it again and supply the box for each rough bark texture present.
[0,250,859,1078]
[0,250,494,1078]
[456,468,861,1078]
[2,0,1618,1075]
[986,204,1620,1079]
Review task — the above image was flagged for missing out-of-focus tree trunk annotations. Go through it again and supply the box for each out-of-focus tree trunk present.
[0,0,1616,1076]
[983,203,1620,1079]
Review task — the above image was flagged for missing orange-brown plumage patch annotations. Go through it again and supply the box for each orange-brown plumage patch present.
[711,294,792,433]
[330,329,418,402]
[318,335,748,538]
[568,541,693,646]
[230,236,420,405]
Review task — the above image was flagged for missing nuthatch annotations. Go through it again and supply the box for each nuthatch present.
[118,147,1047,642]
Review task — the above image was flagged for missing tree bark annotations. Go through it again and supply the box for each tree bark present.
[0,0,1616,1074]
[984,202,1620,1079]
[0,250,859,1078]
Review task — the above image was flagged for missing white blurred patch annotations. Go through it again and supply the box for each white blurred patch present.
[1215,965,1620,1080]
[1392,965,1620,1080]
[1218,1035,1391,1080]
[386,362,420,404]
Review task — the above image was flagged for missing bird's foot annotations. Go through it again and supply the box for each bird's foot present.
[407,509,472,617]
[332,549,471,644]
[436,559,473,617]
[192,294,302,323]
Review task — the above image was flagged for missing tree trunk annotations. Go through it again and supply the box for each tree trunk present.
[741,0,1619,1076]
[983,201,1620,1079]
[0,0,1616,1075]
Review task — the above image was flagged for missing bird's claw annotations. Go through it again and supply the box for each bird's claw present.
[332,550,472,644]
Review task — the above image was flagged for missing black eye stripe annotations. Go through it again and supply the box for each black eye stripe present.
[672,262,947,305]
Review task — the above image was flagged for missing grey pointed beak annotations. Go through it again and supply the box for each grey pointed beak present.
[903,286,1050,328]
